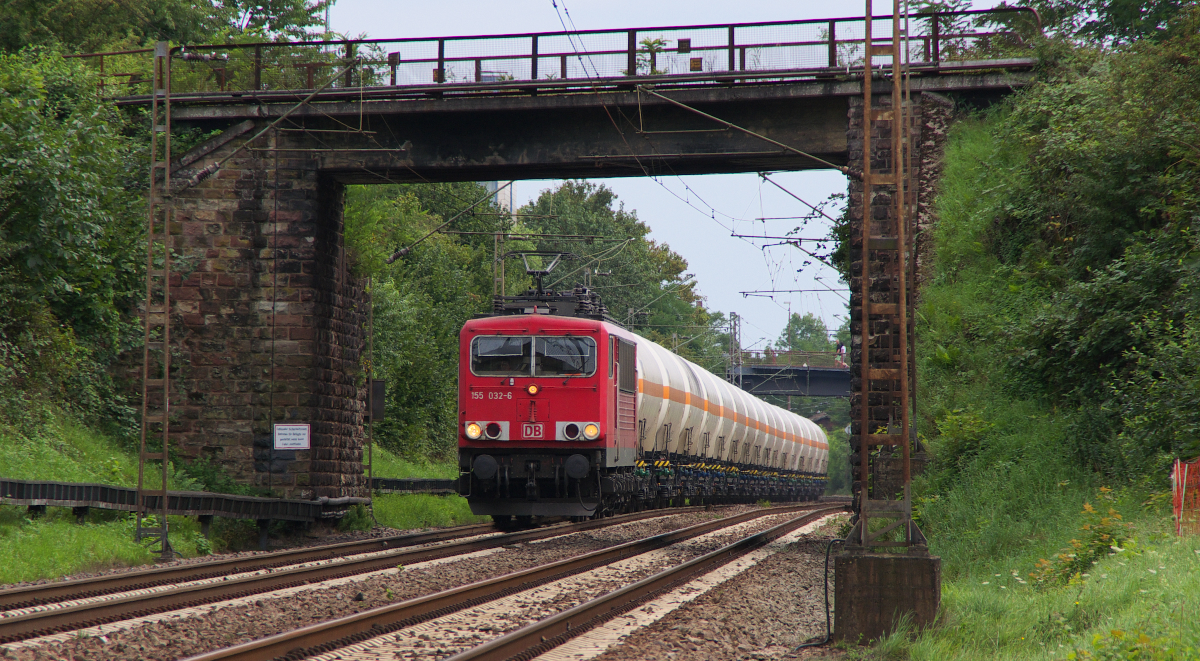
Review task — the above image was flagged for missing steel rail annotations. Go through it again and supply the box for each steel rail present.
[0,521,495,611]
[450,505,845,661]
[0,505,716,642]
[176,503,831,661]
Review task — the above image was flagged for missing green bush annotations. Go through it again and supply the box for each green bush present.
[893,20,1200,659]
[0,49,144,433]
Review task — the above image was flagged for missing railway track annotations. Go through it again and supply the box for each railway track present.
[450,506,842,661]
[175,504,843,661]
[0,506,714,644]
[0,521,498,612]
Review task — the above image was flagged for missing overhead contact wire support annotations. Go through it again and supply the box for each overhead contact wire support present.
[138,41,174,561]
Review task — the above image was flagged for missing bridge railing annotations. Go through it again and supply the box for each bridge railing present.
[741,349,846,369]
[69,7,1040,101]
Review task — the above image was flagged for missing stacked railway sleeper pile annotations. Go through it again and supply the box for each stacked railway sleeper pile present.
[0,503,846,661]
[458,278,829,523]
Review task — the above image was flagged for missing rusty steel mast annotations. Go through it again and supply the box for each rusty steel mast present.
[849,0,925,553]
[137,42,175,561]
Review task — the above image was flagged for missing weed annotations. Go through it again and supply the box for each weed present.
[338,503,373,532]
[190,531,213,556]
[1070,627,1200,660]
[1031,491,1136,587]
[365,445,459,480]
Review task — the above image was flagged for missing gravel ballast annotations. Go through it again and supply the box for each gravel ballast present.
[1,507,777,661]
[584,536,845,661]
[303,513,804,661]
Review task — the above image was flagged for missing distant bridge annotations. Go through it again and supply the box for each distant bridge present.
[732,364,851,398]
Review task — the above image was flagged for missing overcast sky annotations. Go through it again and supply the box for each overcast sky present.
[327,1,992,350]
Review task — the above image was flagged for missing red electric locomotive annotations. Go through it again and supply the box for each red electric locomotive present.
[457,283,638,523]
[457,256,829,524]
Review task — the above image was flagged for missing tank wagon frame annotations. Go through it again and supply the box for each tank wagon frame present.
[457,275,827,523]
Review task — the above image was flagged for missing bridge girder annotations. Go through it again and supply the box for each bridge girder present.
[170,72,1029,184]
[733,365,851,398]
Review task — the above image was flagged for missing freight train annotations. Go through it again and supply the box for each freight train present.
[457,264,828,524]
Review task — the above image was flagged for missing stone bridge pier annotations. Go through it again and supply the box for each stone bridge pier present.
[167,127,367,499]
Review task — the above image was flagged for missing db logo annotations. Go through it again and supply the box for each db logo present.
[522,423,544,439]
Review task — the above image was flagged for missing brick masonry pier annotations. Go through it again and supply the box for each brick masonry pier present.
[167,128,367,498]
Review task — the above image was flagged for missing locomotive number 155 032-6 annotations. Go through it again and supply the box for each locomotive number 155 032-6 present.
[470,391,512,400]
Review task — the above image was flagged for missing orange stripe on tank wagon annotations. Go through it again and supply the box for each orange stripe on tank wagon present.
[636,380,827,450]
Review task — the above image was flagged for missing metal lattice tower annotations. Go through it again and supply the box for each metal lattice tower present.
[849,0,925,552]
[136,42,174,561]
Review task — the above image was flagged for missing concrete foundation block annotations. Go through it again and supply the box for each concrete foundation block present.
[833,552,941,643]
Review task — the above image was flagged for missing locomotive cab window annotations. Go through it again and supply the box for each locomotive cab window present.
[471,336,531,376]
[534,337,596,377]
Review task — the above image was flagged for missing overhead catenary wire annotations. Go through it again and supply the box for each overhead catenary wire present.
[540,4,846,348]
[386,181,513,263]
[542,5,765,241]
[758,172,844,224]
[731,234,834,242]
[740,289,848,295]
[542,238,636,290]
[636,87,862,179]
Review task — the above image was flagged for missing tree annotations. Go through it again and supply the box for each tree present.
[518,181,728,372]
[0,0,332,53]
[343,183,507,460]
[0,49,144,426]
[775,312,833,354]
[999,0,1193,44]
[213,0,331,40]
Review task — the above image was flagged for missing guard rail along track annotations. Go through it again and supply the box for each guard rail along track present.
[0,505,712,642]
[179,503,844,661]
[0,477,455,523]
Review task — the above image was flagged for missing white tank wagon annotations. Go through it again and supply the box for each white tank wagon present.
[632,334,829,503]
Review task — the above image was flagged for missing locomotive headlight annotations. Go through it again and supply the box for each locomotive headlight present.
[583,423,600,440]
[526,384,539,396]
[465,423,483,440]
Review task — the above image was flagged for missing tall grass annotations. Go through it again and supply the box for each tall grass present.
[0,417,140,485]
[0,507,209,584]
[904,526,1200,660]
[366,445,458,480]
[372,494,487,530]
[888,114,1200,659]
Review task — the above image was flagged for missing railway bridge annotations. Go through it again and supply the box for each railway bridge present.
[95,8,1041,506]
